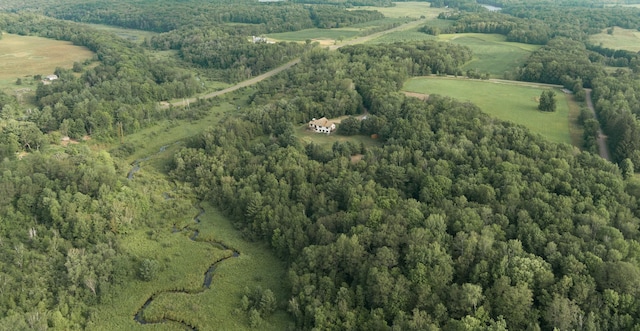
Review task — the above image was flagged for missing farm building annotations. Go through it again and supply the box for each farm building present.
[41,74,59,85]
[309,117,336,134]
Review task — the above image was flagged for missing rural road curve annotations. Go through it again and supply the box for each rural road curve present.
[167,19,426,107]
[585,89,611,161]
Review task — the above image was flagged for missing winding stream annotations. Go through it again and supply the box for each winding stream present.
[132,207,241,330]
[127,143,177,180]
[128,150,240,330]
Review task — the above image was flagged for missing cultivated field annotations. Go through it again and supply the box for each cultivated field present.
[352,2,448,19]
[589,26,640,52]
[0,33,93,83]
[402,77,574,144]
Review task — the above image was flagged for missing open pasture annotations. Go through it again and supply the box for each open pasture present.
[0,33,93,82]
[351,2,448,19]
[589,27,640,52]
[402,77,574,144]
[441,33,539,77]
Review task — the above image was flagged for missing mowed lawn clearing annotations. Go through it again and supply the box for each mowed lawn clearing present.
[403,77,573,144]
[0,33,93,83]
[369,32,538,77]
[589,27,640,52]
[296,123,380,149]
[439,33,540,77]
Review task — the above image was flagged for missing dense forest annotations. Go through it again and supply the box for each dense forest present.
[3,0,640,329]
[171,48,640,330]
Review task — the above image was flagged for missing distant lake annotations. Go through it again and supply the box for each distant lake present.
[481,4,502,11]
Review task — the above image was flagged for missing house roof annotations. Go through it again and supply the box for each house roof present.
[310,117,334,128]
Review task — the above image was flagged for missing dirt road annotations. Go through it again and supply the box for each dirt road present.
[585,89,611,161]
[167,19,425,107]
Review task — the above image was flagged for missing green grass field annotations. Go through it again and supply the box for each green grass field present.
[113,100,238,167]
[370,32,538,77]
[402,77,574,144]
[367,26,437,43]
[91,88,291,329]
[351,2,448,19]
[440,34,540,77]
[89,200,292,330]
[589,27,640,52]
[0,33,93,88]
[267,28,362,45]
[79,23,157,44]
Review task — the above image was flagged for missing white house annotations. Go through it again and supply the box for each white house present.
[309,117,336,134]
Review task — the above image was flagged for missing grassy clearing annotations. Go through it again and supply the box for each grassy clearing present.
[351,2,448,19]
[140,204,292,331]
[589,27,640,52]
[0,33,93,89]
[346,17,413,29]
[267,28,361,44]
[369,32,538,77]
[89,194,292,330]
[296,123,381,148]
[402,77,574,145]
[78,23,157,44]
[118,107,227,165]
[439,33,540,77]
[92,88,292,329]
[367,26,436,43]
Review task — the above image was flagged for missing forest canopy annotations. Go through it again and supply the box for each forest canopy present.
[3,0,640,329]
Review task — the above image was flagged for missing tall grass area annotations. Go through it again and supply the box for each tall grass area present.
[403,77,574,145]
[589,27,640,52]
[112,97,243,167]
[139,205,292,330]
[88,195,292,330]
[89,89,292,329]
[440,34,540,78]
